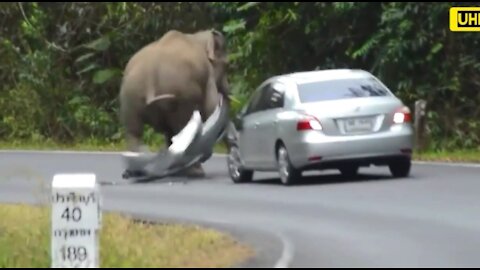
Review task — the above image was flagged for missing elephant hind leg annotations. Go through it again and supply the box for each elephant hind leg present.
[124,114,145,153]
[120,94,146,153]
[185,164,206,178]
[172,163,206,178]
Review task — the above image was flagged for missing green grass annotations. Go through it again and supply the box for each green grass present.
[0,139,125,152]
[0,203,252,268]
[0,138,229,154]
[1,140,479,163]
[413,149,480,163]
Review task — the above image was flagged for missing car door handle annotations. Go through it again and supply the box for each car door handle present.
[254,122,259,129]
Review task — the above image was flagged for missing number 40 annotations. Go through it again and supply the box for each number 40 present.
[61,207,82,222]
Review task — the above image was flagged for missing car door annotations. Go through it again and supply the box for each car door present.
[255,82,286,169]
[237,88,263,167]
[246,84,272,167]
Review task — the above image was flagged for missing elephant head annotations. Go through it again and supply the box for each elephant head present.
[190,29,231,102]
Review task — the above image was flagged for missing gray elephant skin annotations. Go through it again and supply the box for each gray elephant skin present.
[118,29,231,178]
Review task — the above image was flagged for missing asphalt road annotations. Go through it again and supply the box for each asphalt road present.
[1,151,480,268]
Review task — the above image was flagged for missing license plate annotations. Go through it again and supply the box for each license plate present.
[345,117,374,132]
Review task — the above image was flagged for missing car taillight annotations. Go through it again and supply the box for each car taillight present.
[393,106,412,124]
[297,115,322,131]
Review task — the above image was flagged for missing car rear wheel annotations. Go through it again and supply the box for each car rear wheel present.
[277,145,301,186]
[389,157,411,178]
[339,165,359,178]
[227,145,253,183]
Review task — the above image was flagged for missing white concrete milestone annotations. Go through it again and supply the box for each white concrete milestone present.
[51,173,101,268]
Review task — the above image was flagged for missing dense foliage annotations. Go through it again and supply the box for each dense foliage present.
[1,2,478,150]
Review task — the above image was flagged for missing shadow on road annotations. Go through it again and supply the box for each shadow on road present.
[105,171,227,186]
[106,168,416,187]
[247,171,411,187]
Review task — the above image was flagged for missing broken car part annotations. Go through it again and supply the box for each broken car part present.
[121,96,229,181]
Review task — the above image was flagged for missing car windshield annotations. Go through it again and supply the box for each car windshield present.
[296,77,391,103]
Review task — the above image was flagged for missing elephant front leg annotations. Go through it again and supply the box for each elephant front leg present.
[184,162,206,178]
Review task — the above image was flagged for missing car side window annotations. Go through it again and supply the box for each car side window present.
[260,82,285,110]
[255,84,273,112]
[269,83,285,109]
[244,81,285,115]
[245,88,263,115]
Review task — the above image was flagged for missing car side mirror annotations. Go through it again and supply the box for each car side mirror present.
[234,113,244,130]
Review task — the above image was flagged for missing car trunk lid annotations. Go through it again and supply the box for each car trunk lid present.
[295,97,405,136]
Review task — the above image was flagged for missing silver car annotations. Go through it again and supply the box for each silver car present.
[226,69,414,185]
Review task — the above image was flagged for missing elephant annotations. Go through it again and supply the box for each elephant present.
[118,29,231,178]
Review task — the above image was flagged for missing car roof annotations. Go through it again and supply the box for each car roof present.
[274,69,374,85]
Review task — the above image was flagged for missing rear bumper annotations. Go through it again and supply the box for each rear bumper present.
[287,124,414,170]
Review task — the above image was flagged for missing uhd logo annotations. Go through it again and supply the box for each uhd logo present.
[450,7,480,31]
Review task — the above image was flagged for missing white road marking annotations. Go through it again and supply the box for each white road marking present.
[274,232,294,268]
[202,217,294,268]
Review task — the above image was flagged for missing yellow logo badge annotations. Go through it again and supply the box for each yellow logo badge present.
[450,7,480,32]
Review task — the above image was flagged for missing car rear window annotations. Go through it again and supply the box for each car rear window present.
[296,77,391,103]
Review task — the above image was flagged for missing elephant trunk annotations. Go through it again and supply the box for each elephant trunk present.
[218,75,231,104]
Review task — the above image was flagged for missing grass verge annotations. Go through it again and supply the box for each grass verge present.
[1,140,479,163]
[0,139,229,154]
[413,149,480,163]
[0,203,252,268]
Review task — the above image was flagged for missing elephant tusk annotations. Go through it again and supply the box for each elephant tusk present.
[168,111,203,155]
[146,94,176,106]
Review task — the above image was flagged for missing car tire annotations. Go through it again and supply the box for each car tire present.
[389,157,411,178]
[227,145,253,183]
[277,145,301,186]
[339,165,359,178]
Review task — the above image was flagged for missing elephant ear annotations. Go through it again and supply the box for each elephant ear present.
[206,30,226,62]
